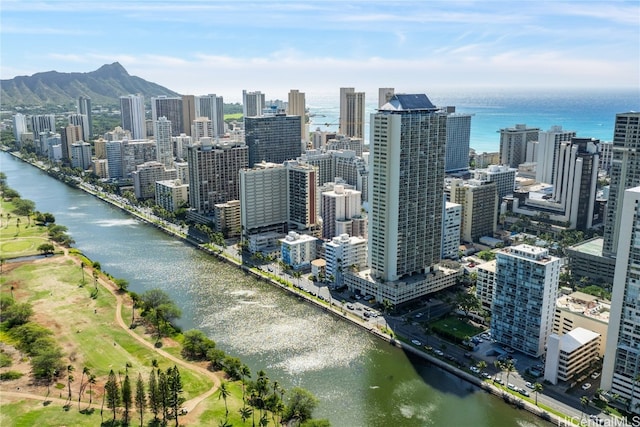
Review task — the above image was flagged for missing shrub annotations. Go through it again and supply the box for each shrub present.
[0,371,23,381]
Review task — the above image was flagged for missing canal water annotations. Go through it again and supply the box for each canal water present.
[1,151,550,426]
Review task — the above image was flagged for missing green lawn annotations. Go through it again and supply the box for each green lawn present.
[429,315,484,340]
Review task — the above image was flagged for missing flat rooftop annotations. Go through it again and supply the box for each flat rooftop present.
[567,237,604,256]
[556,291,610,323]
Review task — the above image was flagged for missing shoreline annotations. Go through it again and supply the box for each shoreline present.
[4,149,571,426]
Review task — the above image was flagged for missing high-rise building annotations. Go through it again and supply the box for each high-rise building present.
[154,117,174,169]
[368,94,446,282]
[68,113,90,142]
[191,117,212,142]
[444,107,472,173]
[473,165,517,204]
[196,94,224,137]
[12,113,27,142]
[30,114,56,136]
[510,138,600,231]
[321,185,363,239]
[239,162,288,236]
[378,88,394,108]
[70,141,92,170]
[77,95,92,138]
[181,95,196,136]
[339,88,365,139]
[442,201,462,259]
[244,114,302,167]
[603,112,640,257]
[476,260,496,311]
[131,161,177,199]
[450,179,498,243]
[242,90,265,118]
[499,124,540,168]
[287,89,306,141]
[492,244,561,357]
[105,140,125,179]
[60,124,83,161]
[152,96,183,136]
[286,160,319,232]
[120,95,146,139]
[187,138,248,215]
[534,125,576,185]
[602,186,640,410]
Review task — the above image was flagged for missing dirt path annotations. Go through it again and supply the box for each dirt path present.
[1,249,222,420]
[86,255,223,414]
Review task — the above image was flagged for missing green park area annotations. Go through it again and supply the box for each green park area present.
[429,315,484,342]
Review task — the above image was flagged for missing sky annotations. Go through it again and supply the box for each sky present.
[1,0,639,102]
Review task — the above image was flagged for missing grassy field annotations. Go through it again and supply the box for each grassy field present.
[224,113,243,121]
[429,315,484,340]
[0,199,51,259]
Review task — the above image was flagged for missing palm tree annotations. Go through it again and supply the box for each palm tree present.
[494,360,504,382]
[240,364,251,407]
[78,366,90,410]
[533,382,543,406]
[580,395,589,422]
[67,365,75,401]
[477,360,487,372]
[88,374,96,406]
[239,406,253,424]
[218,381,230,419]
[504,359,515,386]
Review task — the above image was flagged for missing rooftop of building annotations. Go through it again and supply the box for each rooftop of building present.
[566,237,604,256]
[379,94,438,112]
[556,327,601,354]
[556,291,610,323]
[476,259,497,273]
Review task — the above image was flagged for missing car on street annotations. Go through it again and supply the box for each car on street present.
[494,377,505,385]
[525,382,534,389]
[346,304,354,310]
[482,372,491,379]
[591,372,601,379]
[411,339,422,346]
[434,349,444,356]
[470,366,480,374]
[508,383,517,391]
[582,383,592,390]
[519,388,530,397]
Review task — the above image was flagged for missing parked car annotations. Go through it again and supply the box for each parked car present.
[519,388,530,397]
[434,349,444,356]
[591,372,601,379]
[411,339,422,346]
[525,382,534,389]
[582,383,592,390]
[470,366,480,373]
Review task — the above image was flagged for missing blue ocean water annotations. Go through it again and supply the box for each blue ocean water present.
[305,88,640,153]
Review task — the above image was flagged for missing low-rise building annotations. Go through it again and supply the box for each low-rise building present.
[544,327,600,385]
[155,179,189,213]
[554,291,610,357]
[280,231,317,270]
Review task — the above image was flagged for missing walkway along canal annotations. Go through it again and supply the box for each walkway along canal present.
[1,150,554,426]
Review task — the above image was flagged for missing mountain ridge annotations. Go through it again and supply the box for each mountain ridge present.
[1,62,179,107]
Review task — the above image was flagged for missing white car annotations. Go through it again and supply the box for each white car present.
[582,383,592,390]
[411,339,422,346]
[525,382,534,389]
[591,372,601,379]
[434,349,444,356]
[470,366,480,373]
